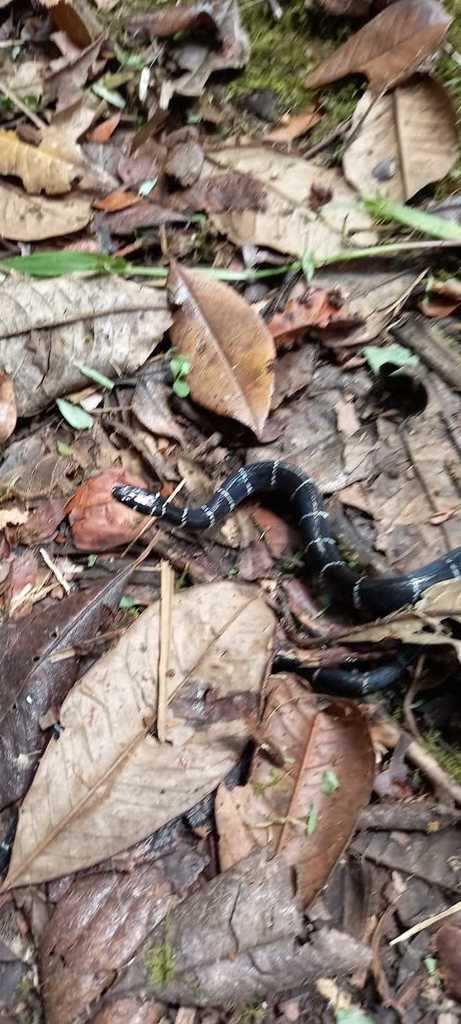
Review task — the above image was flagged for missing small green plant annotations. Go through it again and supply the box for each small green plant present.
[169,353,191,398]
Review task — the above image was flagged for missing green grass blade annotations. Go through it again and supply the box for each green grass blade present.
[364,197,461,241]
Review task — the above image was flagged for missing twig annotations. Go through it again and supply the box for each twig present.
[40,547,72,594]
[380,718,461,806]
[390,899,461,946]
[157,560,174,743]
[0,77,46,131]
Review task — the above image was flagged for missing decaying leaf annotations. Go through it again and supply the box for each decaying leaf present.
[207,147,377,259]
[344,78,458,201]
[215,676,374,907]
[0,277,171,416]
[67,469,149,551]
[0,568,135,809]
[266,108,321,142]
[305,0,451,90]
[41,843,208,1024]
[136,848,371,1006]
[3,582,275,888]
[0,130,83,195]
[168,262,275,438]
[268,291,357,346]
[0,372,16,444]
[0,181,91,241]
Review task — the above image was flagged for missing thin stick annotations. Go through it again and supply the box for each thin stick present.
[0,78,46,131]
[390,900,461,946]
[40,547,72,594]
[157,560,174,743]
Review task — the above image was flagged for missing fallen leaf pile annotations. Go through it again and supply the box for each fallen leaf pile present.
[0,0,461,1020]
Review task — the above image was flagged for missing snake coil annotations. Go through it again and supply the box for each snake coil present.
[113,460,461,696]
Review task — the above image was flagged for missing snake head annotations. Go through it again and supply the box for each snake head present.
[112,484,164,517]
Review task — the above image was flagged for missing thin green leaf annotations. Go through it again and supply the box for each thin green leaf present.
[302,248,315,283]
[363,343,419,376]
[87,554,97,567]
[92,81,126,108]
[119,595,137,609]
[336,1010,376,1024]
[56,398,94,431]
[0,251,129,278]
[170,355,191,378]
[138,179,157,197]
[364,197,461,242]
[76,363,114,390]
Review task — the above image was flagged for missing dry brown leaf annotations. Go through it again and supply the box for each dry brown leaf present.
[168,262,275,438]
[0,181,91,241]
[344,78,458,201]
[3,582,275,888]
[268,291,356,346]
[0,130,83,195]
[338,579,461,656]
[266,109,321,142]
[215,676,375,907]
[0,277,171,417]
[0,372,16,443]
[207,147,377,260]
[305,0,451,90]
[50,0,103,46]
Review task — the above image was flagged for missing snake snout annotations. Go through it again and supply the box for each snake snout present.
[112,484,163,515]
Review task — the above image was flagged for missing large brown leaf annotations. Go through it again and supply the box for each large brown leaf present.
[305,0,451,90]
[3,582,275,889]
[207,147,377,260]
[343,78,458,201]
[168,262,275,438]
[0,567,135,809]
[133,848,371,1006]
[41,842,207,1024]
[215,675,374,908]
[0,181,91,241]
[0,276,171,416]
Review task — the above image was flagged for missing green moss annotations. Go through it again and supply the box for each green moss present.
[433,0,461,199]
[424,729,461,785]
[146,935,176,986]
[227,0,355,112]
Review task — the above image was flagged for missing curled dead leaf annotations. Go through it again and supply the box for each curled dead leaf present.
[216,675,375,907]
[168,262,275,438]
[305,0,451,90]
[0,182,91,241]
[67,469,149,551]
[344,78,458,201]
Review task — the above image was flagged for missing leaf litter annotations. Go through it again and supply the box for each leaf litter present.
[1,0,461,1019]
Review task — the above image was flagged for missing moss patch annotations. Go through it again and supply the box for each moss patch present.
[424,730,461,785]
[227,0,356,112]
[433,0,461,198]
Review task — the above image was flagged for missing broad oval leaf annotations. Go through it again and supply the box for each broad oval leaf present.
[216,675,375,908]
[0,182,91,241]
[168,262,275,438]
[344,79,458,201]
[305,0,451,90]
[3,581,276,889]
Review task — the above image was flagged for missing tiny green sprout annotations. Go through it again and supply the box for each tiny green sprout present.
[169,353,191,398]
[424,956,438,977]
[306,804,318,835]
[56,440,74,457]
[302,248,315,283]
[321,770,340,794]
[227,566,240,577]
[87,554,97,568]
[119,595,137,612]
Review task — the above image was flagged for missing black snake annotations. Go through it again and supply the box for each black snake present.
[112,460,461,696]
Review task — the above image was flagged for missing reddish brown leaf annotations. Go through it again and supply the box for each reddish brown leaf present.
[0,373,16,443]
[67,469,148,551]
[216,675,375,907]
[266,108,321,142]
[305,0,451,90]
[0,567,134,808]
[93,189,140,213]
[15,498,68,546]
[128,4,216,39]
[50,0,102,48]
[436,924,461,1000]
[268,291,355,347]
[168,262,275,439]
[86,112,122,143]
[103,202,187,235]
